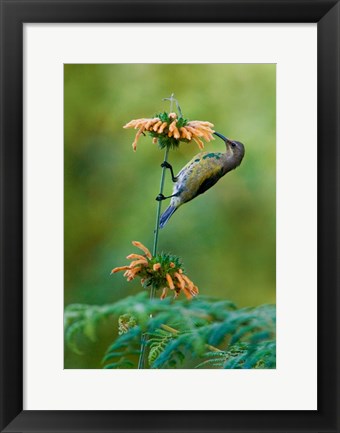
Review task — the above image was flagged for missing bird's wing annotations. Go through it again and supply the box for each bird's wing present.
[176,155,202,179]
[173,153,224,202]
[195,164,224,197]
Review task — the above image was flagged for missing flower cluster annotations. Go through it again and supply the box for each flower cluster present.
[111,241,199,300]
[123,112,215,151]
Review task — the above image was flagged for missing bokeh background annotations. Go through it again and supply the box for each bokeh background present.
[64,63,275,319]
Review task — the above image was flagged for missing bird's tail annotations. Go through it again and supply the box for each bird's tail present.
[159,205,177,228]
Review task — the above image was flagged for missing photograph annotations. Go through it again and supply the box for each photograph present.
[64,63,276,369]
[2,0,339,430]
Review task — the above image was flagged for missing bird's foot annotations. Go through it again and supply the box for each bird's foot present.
[161,161,177,182]
[161,161,172,169]
[156,193,176,201]
[156,193,166,201]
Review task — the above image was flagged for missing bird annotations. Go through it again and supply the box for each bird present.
[158,132,245,228]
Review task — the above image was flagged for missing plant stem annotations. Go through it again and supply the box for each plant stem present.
[137,94,175,369]
[150,145,169,296]
[137,145,170,369]
[160,324,222,352]
[137,332,148,369]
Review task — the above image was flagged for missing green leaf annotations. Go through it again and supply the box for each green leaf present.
[64,293,276,369]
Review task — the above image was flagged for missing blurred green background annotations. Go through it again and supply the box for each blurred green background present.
[64,64,276,312]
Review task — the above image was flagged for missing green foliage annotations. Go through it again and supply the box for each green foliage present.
[196,340,276,369]
[148,328,173,365]
[102,326,141,369]
[65,293,275,369]
[118,313,138,335]
[148,131,186,150]
[156,111,188,127]
[141,252,184,290]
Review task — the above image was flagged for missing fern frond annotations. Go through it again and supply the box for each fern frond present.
[64,293,276,369]
[148,329,174,365]
[102,326,141,369]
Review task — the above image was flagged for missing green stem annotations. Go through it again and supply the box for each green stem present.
[150,145,169,295]
[137,332,148,369]
[137,94,175,369]
[160,324,222,352]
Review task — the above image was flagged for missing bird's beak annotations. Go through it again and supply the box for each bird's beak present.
[213,131,228,141]
[214,131,236,147]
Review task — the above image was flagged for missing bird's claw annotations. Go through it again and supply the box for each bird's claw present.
[156,194,166,201]
[161,161,178,182]
[161,161,172,169]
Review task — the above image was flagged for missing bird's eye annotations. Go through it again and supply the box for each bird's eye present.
[231,141,236,148]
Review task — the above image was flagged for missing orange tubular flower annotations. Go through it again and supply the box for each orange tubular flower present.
[131,241,152,259]
[160,287,168,300]
[123,111,215,151]
[111,266,130,274]
[111,241,199,300]
[165,273,175,290]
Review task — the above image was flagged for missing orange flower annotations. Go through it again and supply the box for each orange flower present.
[111,241,198,300]
[123,111,215,151]
[165,273,175,290]
[131,241,152,259]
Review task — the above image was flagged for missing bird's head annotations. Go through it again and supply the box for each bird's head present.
[214,131,245,165]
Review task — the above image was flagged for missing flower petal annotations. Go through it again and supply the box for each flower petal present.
[180,127,191,140]
[160,287,168,300]
[169,120,177,132]
[129,266,142,276]
[188,120,214,128]
[174,272,185,290]
[181,274,194,291]
[132,241,152,259]
[166,273,175,290]
[111,266,131,274]
[153,120,162,131]
[132,127,144,151]
[129,259,148,267]
[173,127,181,139]
[158,122,168,133]
[126,253,147,261]
[191,285,199,295]
[192,136,205,149]
[144,117,159,130]
[182,286,193,299]
[123,119,139,128]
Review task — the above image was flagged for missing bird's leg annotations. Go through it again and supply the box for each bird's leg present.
[161,161,177,182]
[155,193,176,202]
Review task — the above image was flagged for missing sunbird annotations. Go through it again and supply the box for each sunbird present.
[158,132,245,228]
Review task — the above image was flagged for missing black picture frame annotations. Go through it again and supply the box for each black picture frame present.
[1,1,339,432]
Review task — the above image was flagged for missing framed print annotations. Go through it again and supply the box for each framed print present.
[1,0,339,432]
